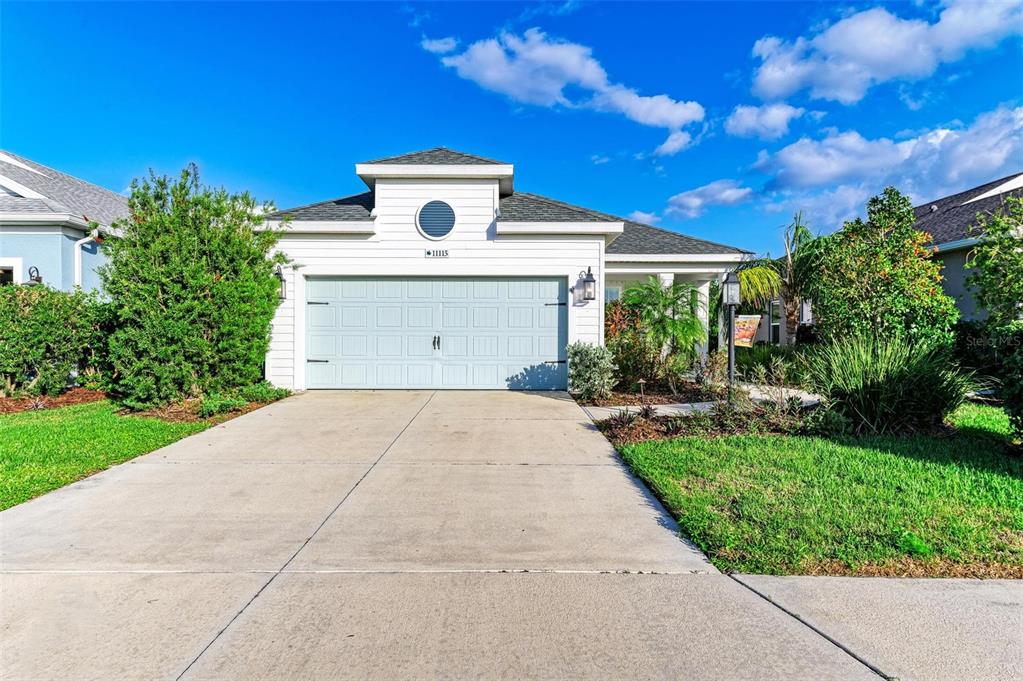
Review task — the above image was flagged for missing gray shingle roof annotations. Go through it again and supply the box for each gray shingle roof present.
[913,172,1023,246]
[271,187,748,256]
[361,147,507,165]
[0,150,128,226]
[267,191,374,221]
[500,191,749,255]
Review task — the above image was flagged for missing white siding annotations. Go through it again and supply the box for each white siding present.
[266,178,604,389]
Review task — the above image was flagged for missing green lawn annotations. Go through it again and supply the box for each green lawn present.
[618,403,1023,576]
[0,401,208,511]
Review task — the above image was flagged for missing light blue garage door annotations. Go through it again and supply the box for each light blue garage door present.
[305,277,568,390]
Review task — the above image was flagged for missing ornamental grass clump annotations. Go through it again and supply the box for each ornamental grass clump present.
[805,335,974,435]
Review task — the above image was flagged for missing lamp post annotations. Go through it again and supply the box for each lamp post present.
[722,271,741,392]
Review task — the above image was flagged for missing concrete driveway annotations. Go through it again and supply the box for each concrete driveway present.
[1,391,1015,679]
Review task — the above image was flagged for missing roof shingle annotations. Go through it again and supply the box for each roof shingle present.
[913,172,1023,246]
[267,191,374,221]
[0,150,128,226]
[361,147,507,166]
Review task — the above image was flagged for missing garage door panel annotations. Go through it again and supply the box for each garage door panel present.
[305,277,567,389]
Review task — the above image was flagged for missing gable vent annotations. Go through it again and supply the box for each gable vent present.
[417,200,456,239]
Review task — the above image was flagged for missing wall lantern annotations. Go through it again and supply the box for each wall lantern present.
[581,266,597,301]
[274,265,286,300]
[25,266,43,286]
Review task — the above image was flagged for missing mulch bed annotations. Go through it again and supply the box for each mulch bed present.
[581,384,724,407]
[0,388,107,415]
[132,399,274,425]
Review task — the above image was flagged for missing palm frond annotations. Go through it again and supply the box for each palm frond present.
[736,265,782,307]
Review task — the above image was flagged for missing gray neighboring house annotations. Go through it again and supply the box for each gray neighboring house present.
[0,151,128,291]
[914,172,1023,321]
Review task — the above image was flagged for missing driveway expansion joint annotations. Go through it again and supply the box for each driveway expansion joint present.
[729,574,893,680]
[174,390,438,680]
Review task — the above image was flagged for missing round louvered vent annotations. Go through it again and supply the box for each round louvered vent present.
[417,201,456,239]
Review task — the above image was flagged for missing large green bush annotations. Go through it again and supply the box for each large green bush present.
[805,335,974,435]
[991,323,1023,442]
[0,286,111,395]
[802,187,958,345]
[604,299,659,388]
[100,164,284,409]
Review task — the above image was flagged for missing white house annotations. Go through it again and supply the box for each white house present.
[264,148,748,391]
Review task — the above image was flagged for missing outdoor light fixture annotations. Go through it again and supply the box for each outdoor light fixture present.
[25,266,43,286]
[274,265,286,300]
[581,266,597,301]
[722,271,742,392]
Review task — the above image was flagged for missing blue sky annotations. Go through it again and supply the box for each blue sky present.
[2,1,1021,254]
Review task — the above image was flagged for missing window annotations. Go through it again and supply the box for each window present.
[416,200,456,239]
[769,300,782,344]
[605,285,621,302]
[0,268,12,286]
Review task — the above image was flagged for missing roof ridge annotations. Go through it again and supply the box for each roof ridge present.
[362,147,506,165]
[0,149,128,205]
[914,171,1023,210]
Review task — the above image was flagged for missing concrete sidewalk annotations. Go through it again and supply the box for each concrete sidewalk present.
[1,390,1018,680]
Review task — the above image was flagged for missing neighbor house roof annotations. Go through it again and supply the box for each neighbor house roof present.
[360,147,507,166]
[914,172,1023,248]
[0,150,128,227]
[271,187,748,256]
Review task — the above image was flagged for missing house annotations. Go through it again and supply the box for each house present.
[263,148,748,390]
[914,172,1023,321]
[0,151,127,291]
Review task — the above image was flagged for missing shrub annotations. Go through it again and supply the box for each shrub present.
[802,187,959,346]
[236,381,291,403]
[804,335,974,435]
[197,393,249,418]
[100,164,285,409]
[735,344,808,387]
[567,342,618,401]
[605,300,659,388]
[991,324,1023,441]
[0,286,112,396]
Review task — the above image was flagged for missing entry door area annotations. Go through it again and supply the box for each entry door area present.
[304,277,568,390]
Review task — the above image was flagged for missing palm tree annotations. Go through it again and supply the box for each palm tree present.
[735,212,814,345]
[622,276,705,357]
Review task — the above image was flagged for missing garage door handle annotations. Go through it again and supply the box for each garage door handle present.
[307,301,328,306]
[545,302,567,306]
[307,359,328,363]
[544,360,567,364]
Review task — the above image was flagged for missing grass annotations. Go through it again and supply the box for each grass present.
[618,403,1023,577]
[0,401,208,511]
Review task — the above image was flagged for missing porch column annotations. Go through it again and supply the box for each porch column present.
[657,272,674,289]
[695,278,711,357]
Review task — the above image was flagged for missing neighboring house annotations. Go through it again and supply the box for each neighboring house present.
[0,151,127,291]
[914,172,1023,321]
[264,147,749,390]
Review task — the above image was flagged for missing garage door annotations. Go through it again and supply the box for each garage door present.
[305,277,568,389]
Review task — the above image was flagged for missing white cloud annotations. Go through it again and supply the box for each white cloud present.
[751,0,1023,104]
[435,28,704,155]
[757,105,1023,229]
[590,154,610,165]
[666,179,754,219]
[725,103,805,139]
[627,210,661,225]
[421,36,458,54]
[654,130,693,156]
[759,105,1023,198]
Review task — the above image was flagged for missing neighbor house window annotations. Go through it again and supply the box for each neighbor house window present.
[769,299,782,343]
[0,268,12,286]
[605,285,621,302]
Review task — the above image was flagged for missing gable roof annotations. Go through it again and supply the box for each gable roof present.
[360,147,508,166]
[914,172,1023,246]
[0,150,128,227]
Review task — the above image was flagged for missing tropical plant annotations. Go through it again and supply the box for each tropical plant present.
[967,196,1023,328]
[100,164,285,409]
[604,299,659,388]
[567,341,618,401]
[801,187,959,346]
[804,335,975,435]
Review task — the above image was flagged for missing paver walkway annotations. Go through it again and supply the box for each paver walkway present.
[1,391,1017,679]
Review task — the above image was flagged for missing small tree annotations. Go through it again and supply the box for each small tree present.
[101,165,284,409]
[967,196,1023,328]
[802,187,958,345]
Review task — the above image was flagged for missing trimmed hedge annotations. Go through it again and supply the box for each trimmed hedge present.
[0,286,112,396]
